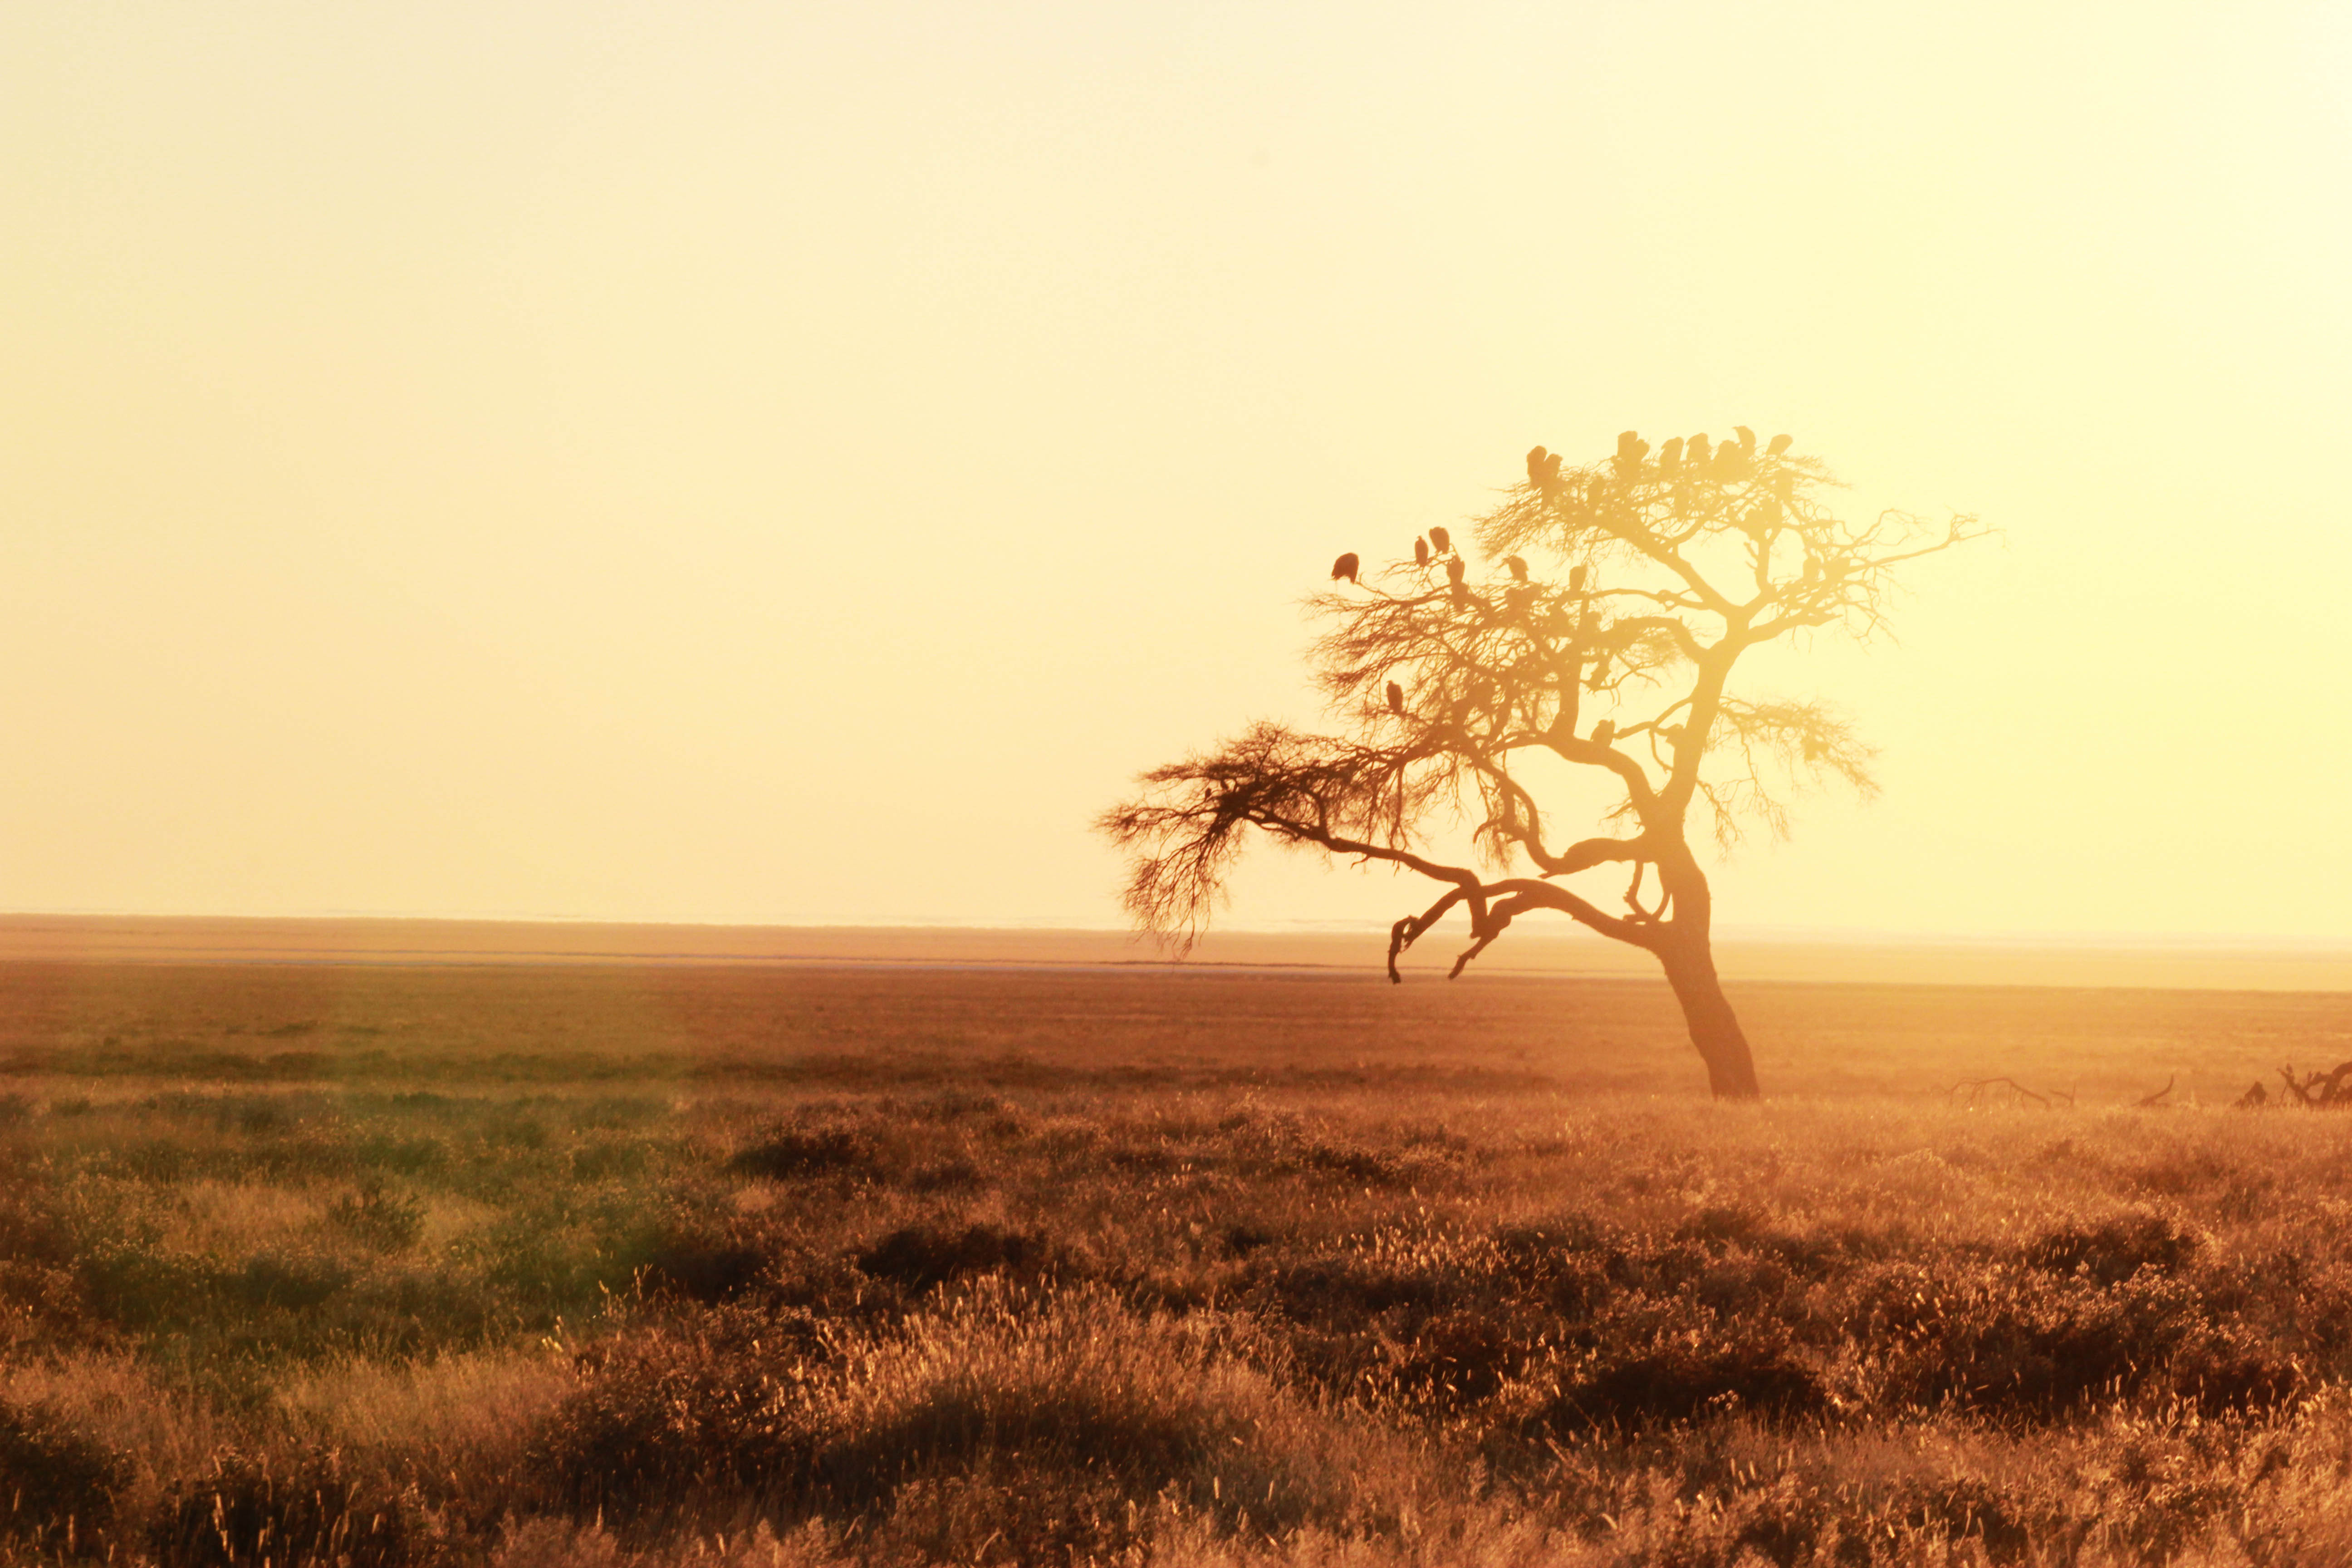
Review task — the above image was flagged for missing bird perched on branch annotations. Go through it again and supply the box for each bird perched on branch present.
[1658,436,1684,475]
[1504,555,1528,582]
[1385,681,1404,715]
[1445,557,1465,585]
[1687,433,1711,468]
[1449,582,1472,609]
[1527,445,1565,495]
[1330,553,1360,584]
[1767,433,1793,457]
[1615,431,1649,475]
[1414,536,1431,567]
[1713,440,1749,480]
[1429,525,1452,554]
[1734,426,1756,455]
[1590,719,1615,745]
[1570,564,1588,592]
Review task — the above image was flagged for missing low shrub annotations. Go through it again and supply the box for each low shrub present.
[532,1288,1371,1545]
[327,1182,427,1252]
[2024,1210,2202,1286]
[728,1127,878,1182]
[149,1450,412,1568]
[0,1398,126,1555]
[853,1223,1060,1294]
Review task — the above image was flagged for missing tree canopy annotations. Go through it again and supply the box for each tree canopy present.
[1101,428,1984,1096]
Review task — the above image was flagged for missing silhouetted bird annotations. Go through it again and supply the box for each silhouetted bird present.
[1446,556,1465,585]
[1569,564,1588,592]
[1331,552,1360,584]
[1450,582,1472,609]
[1767,433,1794,457]
[1414,536,1431,567]
[1658,436,1685,474]
[1734,426,1756,454]
[1587,655,1610,688]
[1430,525,1452,554]
[1614,431,1650,475]
[1713,441,1748,480]
[1386,681,1405,715]
[1505,555,1528,582]
[1526,446,1550,484]
[1590,719,1615,745]
[1687,433,1711,467]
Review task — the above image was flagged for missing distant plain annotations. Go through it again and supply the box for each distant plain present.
[4,926,2352,1564]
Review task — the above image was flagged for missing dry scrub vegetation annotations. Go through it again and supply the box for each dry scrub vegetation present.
[0,963,2351,1565]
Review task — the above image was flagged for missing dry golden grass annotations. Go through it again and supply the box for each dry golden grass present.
[0,959,2350,1564]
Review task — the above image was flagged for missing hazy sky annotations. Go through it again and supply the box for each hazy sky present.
[5,2,2350,941]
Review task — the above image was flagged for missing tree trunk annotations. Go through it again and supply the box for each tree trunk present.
[1657,934,1761,1100]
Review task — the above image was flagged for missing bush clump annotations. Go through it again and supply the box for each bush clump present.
[326,1182,427,1252]
[728,1127,879,1181]
[148,1450,411,1568]
[531,1287,1371,1553]
[2024,1210,2202,1285]
[0,1398,126,1556]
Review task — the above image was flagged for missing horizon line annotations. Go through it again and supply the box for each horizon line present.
[2,908,2350,956]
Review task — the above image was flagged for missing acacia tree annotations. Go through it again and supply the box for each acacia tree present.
[1099,428,1983,1098]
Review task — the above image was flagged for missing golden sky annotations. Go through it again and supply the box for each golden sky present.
[4,3,2349,941]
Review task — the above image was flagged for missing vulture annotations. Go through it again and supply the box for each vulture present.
[1414,536,1432,567]
[1734,426,1757,455]
[1687,433,1712,468]
[1712,440,1748,480]
[1445,556,1466,585]
[1525,446,1550,484]
[1330,552,1360,584]
[1504,555,1529,582]
[1658,436,1685,474]
[1385,681,1405,715]
[1569,564,1588,592]
[1429,525,1452,554]
[1590,718,1616,746]
[1449,581,1472,609]
[1614,431,1650,474]
[1766,433,1794,458]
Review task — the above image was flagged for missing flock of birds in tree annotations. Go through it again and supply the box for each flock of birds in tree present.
[1325,433,1804,748]
[1328,430,1799,596]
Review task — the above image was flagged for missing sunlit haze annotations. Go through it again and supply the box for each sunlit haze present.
[5,3,2349,943]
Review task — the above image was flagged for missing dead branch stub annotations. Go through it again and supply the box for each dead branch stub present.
[2276,1061,2352,1107]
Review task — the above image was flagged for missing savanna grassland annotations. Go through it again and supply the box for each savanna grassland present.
[2,958,2352,1566]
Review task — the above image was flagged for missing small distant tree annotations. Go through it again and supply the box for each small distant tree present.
[1099,429,1984,1098]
